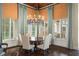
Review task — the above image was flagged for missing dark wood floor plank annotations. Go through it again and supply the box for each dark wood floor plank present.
[5,45,79,56]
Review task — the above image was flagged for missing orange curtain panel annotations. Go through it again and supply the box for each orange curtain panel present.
[2,3,18,20]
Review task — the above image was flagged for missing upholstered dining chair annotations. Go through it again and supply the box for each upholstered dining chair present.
[37,34,52,50]
[21,34,34,50]
[0,43,8,56]
[18,34,22,46]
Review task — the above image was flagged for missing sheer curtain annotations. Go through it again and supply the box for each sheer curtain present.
[18,4,27,35]
[0,4,2,45]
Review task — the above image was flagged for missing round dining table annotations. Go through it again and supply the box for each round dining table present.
[30,36,43,51]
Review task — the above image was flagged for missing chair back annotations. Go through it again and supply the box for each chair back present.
[18,34,22,45]
[43,34,52,49]
[21,34,30,49]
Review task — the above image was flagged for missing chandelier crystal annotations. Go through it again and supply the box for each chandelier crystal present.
[27,14,45,24]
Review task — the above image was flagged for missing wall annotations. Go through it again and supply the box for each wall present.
[2,3,18,47]
[39,4,68,48]
[1,4,36,47]
[53,4,78,50]
[39,8,48,22]
[72,4,78,50]
[1,3,78,49]
[2,3,18,20]
[27,7,36,19]
[53,4,68,48]
[54,3,68,20]
[2,4,36,21]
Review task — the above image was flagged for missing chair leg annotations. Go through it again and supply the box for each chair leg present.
[46,49,49,53]
[31,48,34,52]
[43,49,49,56]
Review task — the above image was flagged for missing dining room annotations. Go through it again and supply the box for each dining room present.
[0,3,78,56]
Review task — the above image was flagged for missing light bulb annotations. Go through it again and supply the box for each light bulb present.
[38,15,41,19]
[27,16,29,19]
[42,16,44,20]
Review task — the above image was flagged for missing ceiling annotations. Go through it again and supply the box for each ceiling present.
[26,3,52,9]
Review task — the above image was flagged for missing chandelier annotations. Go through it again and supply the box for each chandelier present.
[27,15,45,24]
[27,4,45,24]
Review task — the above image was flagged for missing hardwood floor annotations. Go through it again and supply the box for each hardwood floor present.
[5,45,79,56]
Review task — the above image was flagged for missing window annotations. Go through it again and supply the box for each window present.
[2,19,13,42]
[54,20,61,33]
[2,19,9,40]
[53,19,67,38]
[24,21,28,33]
[32,23,35,36]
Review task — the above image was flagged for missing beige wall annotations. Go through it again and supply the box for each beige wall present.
[72,4,78,50]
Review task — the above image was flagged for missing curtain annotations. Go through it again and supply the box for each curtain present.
[18,4,27,34]
[0,4,2,45]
